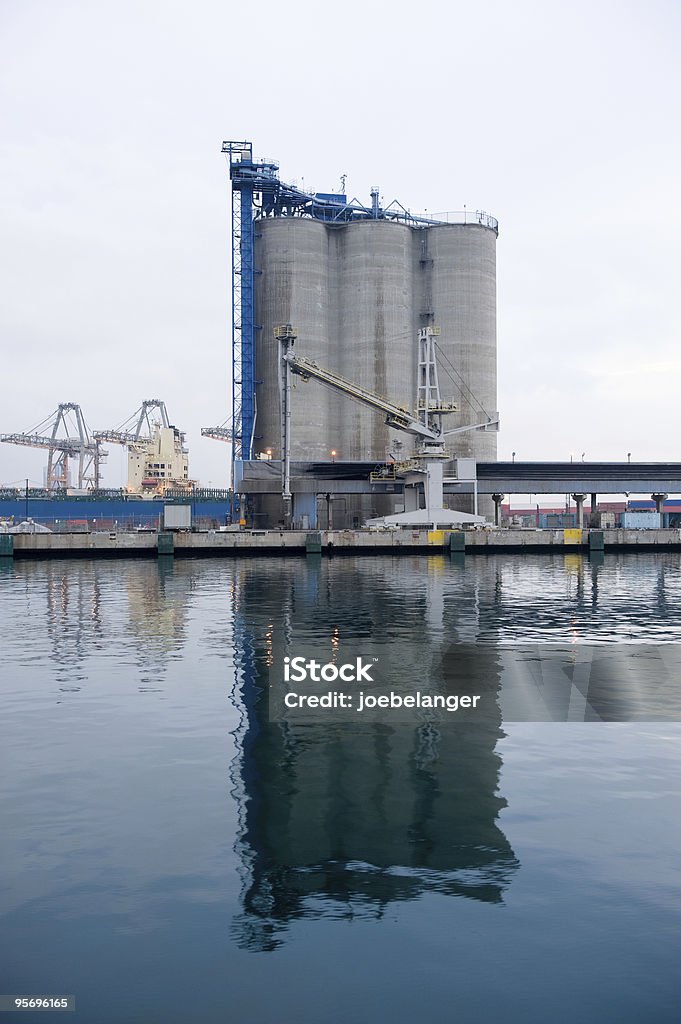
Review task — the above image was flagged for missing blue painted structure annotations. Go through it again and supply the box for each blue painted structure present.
[240,180,255,460]
[222,142,279,469]
[0,497,233,528]
[629,499,681,511]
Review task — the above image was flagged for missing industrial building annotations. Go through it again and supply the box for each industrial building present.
[225,142,499,528]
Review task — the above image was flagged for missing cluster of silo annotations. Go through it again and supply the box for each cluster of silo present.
[253,213,497,521]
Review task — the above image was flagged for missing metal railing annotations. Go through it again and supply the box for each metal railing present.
[0,487,233,501]
[0,515,232,533]
[425,210,499,231]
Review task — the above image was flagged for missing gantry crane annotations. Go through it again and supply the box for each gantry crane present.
[93,399,170,451]
[275,324,499,527]
[0,403,105,491]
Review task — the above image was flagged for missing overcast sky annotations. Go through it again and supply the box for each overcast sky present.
[2,0,680,489]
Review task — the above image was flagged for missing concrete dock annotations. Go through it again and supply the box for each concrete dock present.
[3,527,681,559]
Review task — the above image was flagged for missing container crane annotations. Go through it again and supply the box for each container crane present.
[94,400,191,495]
[275,324,499,528]
[93,400,170,450]
[0,403,104,491]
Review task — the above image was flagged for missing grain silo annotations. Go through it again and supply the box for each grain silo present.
[224,142,498,527]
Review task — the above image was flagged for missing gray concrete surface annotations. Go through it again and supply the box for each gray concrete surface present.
[7,528,681,559]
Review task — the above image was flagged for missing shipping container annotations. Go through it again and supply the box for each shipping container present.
[619,512,662,529]
[539,513,577,529]
[592,511,616,528]
[163,505,192,531]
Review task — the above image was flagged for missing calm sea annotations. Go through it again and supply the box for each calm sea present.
[1,554,680,1023]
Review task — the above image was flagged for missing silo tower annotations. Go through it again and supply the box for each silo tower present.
[223,141,498,524]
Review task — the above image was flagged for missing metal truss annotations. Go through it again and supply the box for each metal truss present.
[1,403,105,490]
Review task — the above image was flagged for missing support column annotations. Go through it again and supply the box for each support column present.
[492,493,504,527]
[590,493,597,517]
[571,494,587,528]
[652,493,668,514]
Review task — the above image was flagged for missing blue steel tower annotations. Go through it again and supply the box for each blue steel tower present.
[223,140,361,478]
[222,142,278,471]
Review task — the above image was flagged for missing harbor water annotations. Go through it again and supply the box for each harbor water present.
[1,554,680,1023]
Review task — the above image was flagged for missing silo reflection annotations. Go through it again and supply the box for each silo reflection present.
[229,561,518,951]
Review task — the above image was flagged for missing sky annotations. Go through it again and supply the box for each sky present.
[1,0,680,490]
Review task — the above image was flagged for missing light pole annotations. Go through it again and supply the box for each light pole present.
[330,449,337,463]
[511,451,516,463]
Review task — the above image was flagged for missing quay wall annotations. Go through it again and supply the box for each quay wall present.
[5,528,681,560]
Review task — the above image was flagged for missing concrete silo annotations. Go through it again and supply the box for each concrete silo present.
[334,220,415,462]
[420,222,498,464]
[254,217,335,461]
[224,142,498,526]
[256,218,417,465]
[255,219,497,467]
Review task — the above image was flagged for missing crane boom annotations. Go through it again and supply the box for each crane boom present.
[201,426,233,442]
[92,430,143,446]
[284,353,440,441]
[274,324,498,528]
[0,432,94,453]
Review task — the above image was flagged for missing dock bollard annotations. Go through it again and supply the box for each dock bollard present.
[588,530,605,552]
[157,532,175,557]
[0,535,14,558]
[449,532,465,554]
[305,532,322,555]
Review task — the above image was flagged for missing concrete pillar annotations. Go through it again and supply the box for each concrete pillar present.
[589,531,604,551]
[571,494,587,528]
[305,532,322,556]
[492,493,504,527]
[590,493,597,516]
[157,532,174,557]
[652,493,668,514]
[449,531,465,553]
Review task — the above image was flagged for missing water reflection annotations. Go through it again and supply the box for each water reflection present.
[228,552,681,949]
[2,553,679,1021]
[4,561,197,694]
[125,559,190,687]
[473,550,681,643]
[230,562,518,952]
[44,563,104,690]
[5,551,681,956]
